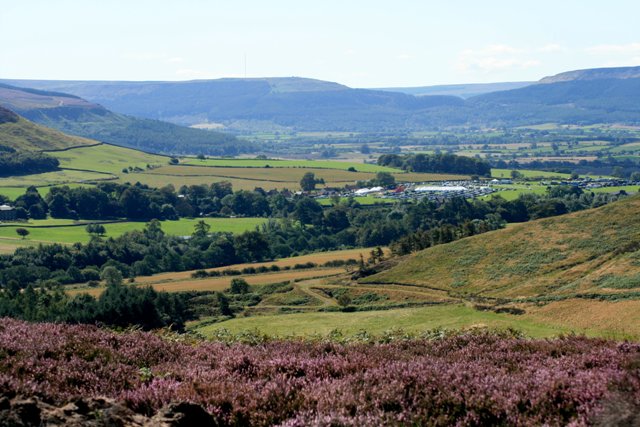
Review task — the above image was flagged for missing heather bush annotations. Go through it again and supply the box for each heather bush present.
[0,318,639,425]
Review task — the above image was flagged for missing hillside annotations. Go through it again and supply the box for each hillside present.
[374,81,532,98]
[0,84,251,156]
[468,66,640,124]
[539,65,640,83]
[0,106,95,151]
[5,66,640,130]
[0,77,464,131]
[363,195,640,300]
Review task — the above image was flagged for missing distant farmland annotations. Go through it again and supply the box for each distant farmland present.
[0,143,471,197]
[181,157,399,172]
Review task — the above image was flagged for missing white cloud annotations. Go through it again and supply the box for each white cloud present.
[585,42,640,55]
[537,44,564,53]
[396,53,413,60]
[175,68,211,79]
[456,44,541,73]
[123,52,185,65]
[598,57,640,67]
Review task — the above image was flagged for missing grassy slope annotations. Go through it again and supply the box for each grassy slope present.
[196,198,640,340]
[51,144,167,174]
[363,195,640,300]
[0,115,95,151]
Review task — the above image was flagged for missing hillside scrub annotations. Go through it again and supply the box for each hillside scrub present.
[0,319,638,426]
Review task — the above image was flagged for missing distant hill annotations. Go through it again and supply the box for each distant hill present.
[468,67,640,125]
[374,81,532,98]
[363,195,640,300]
[0,105,96,151]
[539,66,640,83]
[0,83,252,156]
[0,78,464,131]
[5,66,640,130]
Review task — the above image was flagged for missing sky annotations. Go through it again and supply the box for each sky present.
[1,0,639,87]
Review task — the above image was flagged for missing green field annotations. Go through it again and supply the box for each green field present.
[193,304,569,338]
[481,183,638,201]
[590,185,639,194]
[0,143,469,197]
[0,169,113,188]
[0,217,266,246]
[182,158,400,173]
[51,143,167,174]
[0,183,94,201]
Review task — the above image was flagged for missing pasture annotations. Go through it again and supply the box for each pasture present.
[0,183,95,201]
[50,143,167,174]
[0,169,113,188]
[0,143,472,197]
[0,217,266,249]
[193,303,570,338]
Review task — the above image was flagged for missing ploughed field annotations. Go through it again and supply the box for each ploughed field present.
[1,317,639,426]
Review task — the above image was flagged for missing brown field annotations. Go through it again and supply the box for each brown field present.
[526,299,640,339]
[145,165,377,182]
[134,248,381,285]
[69,268,345,297]
[118,166,469,191]
[517,156,598,163]
[117,173,268,191]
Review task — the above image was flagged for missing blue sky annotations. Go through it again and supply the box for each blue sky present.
[2,0,639,87]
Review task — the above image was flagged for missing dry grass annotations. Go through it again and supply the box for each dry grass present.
[134,248,380,285]
[364,196,640,300]
[69,268,345,297]
[526,299,640,339]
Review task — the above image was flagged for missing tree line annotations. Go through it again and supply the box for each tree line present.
[0,152,59,177]
[13,182,293,221]
[377,153,491,176]
[0,266,191,330]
